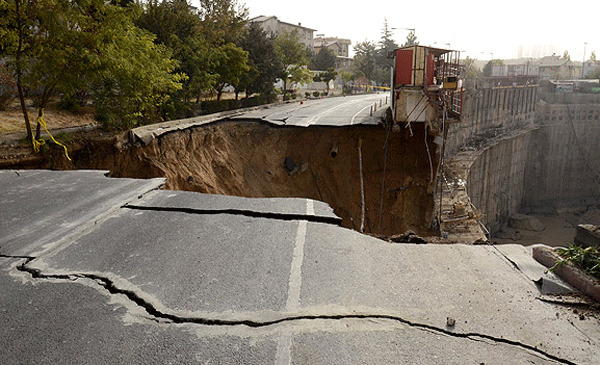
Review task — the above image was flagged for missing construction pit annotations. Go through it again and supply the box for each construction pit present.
[54,119,442,239]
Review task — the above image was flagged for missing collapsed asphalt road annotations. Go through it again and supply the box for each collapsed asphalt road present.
[1,170,599,364]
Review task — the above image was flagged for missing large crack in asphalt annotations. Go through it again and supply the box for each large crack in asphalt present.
[2,254,578,365]
[123,204,342,225]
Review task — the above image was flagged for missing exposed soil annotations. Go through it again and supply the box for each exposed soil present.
[72,121,439,236]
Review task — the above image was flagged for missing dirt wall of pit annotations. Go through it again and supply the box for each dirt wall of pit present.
[76,121,440,237]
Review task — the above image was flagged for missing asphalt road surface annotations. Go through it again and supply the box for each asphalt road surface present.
[231,93,390,126]
[2,170,600,364]
[131,93,391,145]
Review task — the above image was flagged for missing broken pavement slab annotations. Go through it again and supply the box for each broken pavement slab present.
[2,170,600,364]
[533,245,600,303]
[0,170,165,256]
[494,244,575,295]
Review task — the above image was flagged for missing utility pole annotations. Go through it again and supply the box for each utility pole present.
[582,42,588,79]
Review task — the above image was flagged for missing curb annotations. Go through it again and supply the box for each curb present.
[532,245,600,303]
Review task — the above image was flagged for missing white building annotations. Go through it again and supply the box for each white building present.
[249,15,316,49]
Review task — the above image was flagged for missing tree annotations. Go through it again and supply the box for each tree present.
[562,50,571,61]
[1,0,185,136]
[462,57,481,79]
[402,30,418,47]
[288,65,312,91]
[353,40,377,85]
[1,0,46,143]
[376,18,398,69]
[137,0,216,102]
[313,67,337,94]
[92,14,185,129]
[237,21,281,97]
[212,42,249,100]
[275,29,309,93]
[590,51,596,62]
[482,59,504,77]
[197,0,248,46]
[310,47,337,71]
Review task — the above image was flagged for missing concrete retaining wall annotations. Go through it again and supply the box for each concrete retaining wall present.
[466,130,532,233]
[445,85,537,156]
[446,86,600,234]
[522,96,600,211]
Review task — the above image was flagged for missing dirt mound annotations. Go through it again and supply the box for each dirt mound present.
[73,120,439,236]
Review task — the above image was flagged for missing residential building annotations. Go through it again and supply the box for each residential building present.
[313,37,353,70]
[249,15,315,49]
[539,55,580,80]
[313,37,351,58]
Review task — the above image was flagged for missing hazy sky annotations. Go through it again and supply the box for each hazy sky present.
[222,0,597,61]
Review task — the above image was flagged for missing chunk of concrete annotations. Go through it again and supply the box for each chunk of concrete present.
[509,213,545,232]
[574,224,600,247]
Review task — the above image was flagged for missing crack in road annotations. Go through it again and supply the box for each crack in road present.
[2,254,578,365]
[123,204,342,225]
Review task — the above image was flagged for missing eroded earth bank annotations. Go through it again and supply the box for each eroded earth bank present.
[70,120,440,237]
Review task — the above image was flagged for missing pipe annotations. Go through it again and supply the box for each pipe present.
[330,144,338,158]
[358,138,365,233]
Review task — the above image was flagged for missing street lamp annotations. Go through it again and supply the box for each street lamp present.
[582,42,588,79]
[315,33,325,51]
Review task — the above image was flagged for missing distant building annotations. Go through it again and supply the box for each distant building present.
[313,37,353,70]
[492,61,538,77]
[538,55,580,80]
[514,44,557,59]
[313,37,351,58]
[249,15,315,49]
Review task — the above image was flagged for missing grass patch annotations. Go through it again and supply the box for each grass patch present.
[552,245,600,280]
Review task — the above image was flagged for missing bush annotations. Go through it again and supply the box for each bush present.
[56,98,82,113]
[321,91,328,97]
[291,93,297,100]
[305,92,311,99]
[313,91,320,98]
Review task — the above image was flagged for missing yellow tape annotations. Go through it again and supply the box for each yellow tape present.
[33,109,71,161]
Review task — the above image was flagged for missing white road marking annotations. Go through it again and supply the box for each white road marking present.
[350,104,375,125]
[275,199,314,365]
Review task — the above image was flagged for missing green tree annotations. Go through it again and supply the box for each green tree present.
[353,40,377,84]
[376,18,398,70]
[92,14,185,129]
[237,21,281,97]
[310,47,337,71]
[313,67,337,94]
[197,0,248,45]
[1,0,184,135]
[0,0,46,143]
[137,0,216,102]
[590,51,596,62]
[402,30,418,47]
[462,57,481,79]
[275,29,309,93]
[212,42,249,100]
[563,50,571,61]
